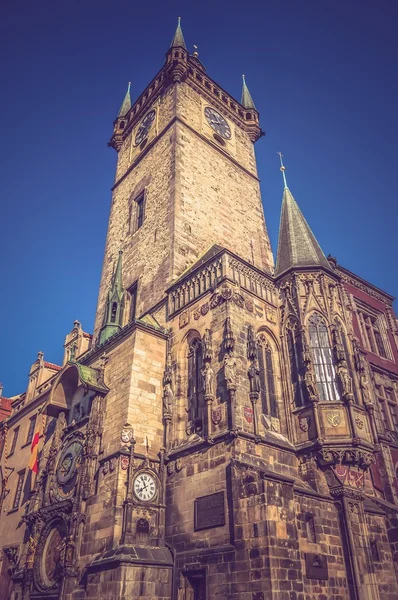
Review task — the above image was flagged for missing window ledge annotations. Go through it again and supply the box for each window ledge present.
[20,441,32,449]
[7,508,19,515]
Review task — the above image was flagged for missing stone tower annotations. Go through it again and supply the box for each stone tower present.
[1,19,398,600]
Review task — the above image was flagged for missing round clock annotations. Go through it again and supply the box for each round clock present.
[133,471,157,502]
[40,526,64,588]
[52,440,83,501]
[134,110,156,146]
[204,107,231,140]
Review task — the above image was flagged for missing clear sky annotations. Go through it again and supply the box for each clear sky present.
[1,0,397,396]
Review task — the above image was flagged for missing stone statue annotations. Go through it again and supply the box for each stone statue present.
[352,338,365,373]
[248,360,261,395]
[224,353,237,388]
[304,367,318,401]
[337,364,353,399]
[163,382,174,414]
[202,362,215,397]
[202,329,213,362]
[360,370,372,404]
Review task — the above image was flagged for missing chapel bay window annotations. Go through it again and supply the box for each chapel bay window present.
[308,314,339,401]
[257,338,278,417]
[187,339,204,426]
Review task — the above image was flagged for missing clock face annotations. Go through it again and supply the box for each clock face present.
[133,472,157,502]
[204,107,231,140]
[53,440,83,501]
[41,526,64,588]
[134,110,156,146]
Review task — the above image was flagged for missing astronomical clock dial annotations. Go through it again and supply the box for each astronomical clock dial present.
[204,107,231,140]
[40,526,64,589]
[54,440,83,500]
[134,109,156,146]
[133,471,157,502]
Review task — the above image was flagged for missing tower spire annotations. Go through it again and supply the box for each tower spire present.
[277,151,288,190]
[117,82,131,118]
[275,158,332,277]
[170,17,187,50]
[241,74,256,110]
[99,250,125,345]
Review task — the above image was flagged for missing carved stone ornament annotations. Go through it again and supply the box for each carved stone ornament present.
[248,360,261,395]
[326,411,341,427]
[262,414,272,430]
[200,303,209,316]
[179,310,190,329]
[244,406,253,424]
[271,417,280,433]
[193,309,201,320]
[3,546,19,566]
[202,329,213,362]
[163,382,174,416]
[245,299,254,313]
[120,456,130,470]
[304,367,318,401]
[299,416,311,432]
[121,428,134,444]
[337,364,353,400]
[224,317,235,353]
[175,458,183,472]
[167,461,175,475]
[102,460,109,475]
[247,326,257,362]
[232,292,244,308]
[202,362,215,397]
[224,353,237,389]
[355,415,365,430]
[212,406,222,425]
[109,458,116,472]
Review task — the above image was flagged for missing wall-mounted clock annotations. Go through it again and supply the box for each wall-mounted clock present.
[204,107,231,140]
[134,110,156,146]
[133,471,157,502]
[53,440,83,501]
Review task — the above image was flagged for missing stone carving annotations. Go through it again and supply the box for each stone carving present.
[202,329,213,362]
[120,456,129,470]
[47,412,67,473]
[224,317,235,354]
[248,360,261,395]
[331,326,345,364]
[304,367,318,401]
[337,364,353,400]
[352,338,365,373]
[121,427,134,444]
[299,416,311,432]
[360,370,372,405]
[326,411,341,427]
[247,325,257,362]
[162,383,174,416]
[355,415,364,429]
[212,407,222,425]
[224,353,237,389]
[202,362,215,397]
[179,310,189,329]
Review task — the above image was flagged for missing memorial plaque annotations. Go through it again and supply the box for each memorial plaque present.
[194,491,225,531]
[305,553,328,580]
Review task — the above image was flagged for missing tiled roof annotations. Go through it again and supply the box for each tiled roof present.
[44,362,62,371]
[83,332,92,339]
[0,397,12,412]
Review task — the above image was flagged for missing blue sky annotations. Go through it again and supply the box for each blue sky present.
[1,0,397,395]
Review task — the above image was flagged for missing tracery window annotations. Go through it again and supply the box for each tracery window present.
[375,382,398,434]
[308,314,339,401]
[257,336,278,417]
[287,326,306,407]
[356,302,391,360]
[187,338,203,425]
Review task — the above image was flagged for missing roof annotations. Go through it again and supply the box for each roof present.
[275,187,332,277]
[44,362,62,371]
[170,17,187,50]
[241,75,256,110]
[83,332,92,339]
[171,244,224,287]
[0,397,12,412]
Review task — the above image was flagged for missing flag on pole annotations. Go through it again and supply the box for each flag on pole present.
[28,417,41,474]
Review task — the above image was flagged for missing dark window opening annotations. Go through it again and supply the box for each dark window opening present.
[13,470,26,509]
[110,302,117,323]
[26,416,37,445]
[129,191,146,234]
[128,282,138,322]
[181,571,206,600]
[305,514,317,543]
[187,339,203,425]
[9,427,19,456]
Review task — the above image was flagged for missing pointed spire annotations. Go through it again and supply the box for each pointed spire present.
[99,251,125,345]
[170,17,187,50]
[275,156,332,277]
[117,82,131,118]
[241,75,256,109]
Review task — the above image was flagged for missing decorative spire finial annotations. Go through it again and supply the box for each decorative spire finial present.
[241,74,256,109]
[193,44,198,58]
[277,151,288,190]
[170,16,187,49]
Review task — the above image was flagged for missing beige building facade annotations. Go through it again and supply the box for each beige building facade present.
[1,20,398,600]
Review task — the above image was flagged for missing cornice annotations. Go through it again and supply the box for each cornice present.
[337,265,395,304]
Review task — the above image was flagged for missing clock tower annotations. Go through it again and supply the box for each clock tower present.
[94,18,273,341]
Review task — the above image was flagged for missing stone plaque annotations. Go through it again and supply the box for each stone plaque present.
[194,491,225,531]
[305,553,328,580]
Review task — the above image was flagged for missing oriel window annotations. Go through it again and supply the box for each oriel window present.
[308,314,339,401]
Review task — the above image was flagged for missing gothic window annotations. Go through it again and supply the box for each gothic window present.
[257,337,278,417]
[287,327,305,407]
[305,514,317,543]
[308,314,339,401]
[12,470,25,509]
[110,302,117,323]
[187,339,203,426]
[8,427,19,457]
[26,415,37,445]
[356,303,391,359]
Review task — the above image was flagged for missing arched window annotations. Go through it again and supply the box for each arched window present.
[308,314,339,401]
[287,326,306,407]
[187,338,203,426]
[257,336,278,417]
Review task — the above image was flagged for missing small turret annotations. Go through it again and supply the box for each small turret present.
[99,251,125,345]
[165,18,189,82]
[109,83,132,152]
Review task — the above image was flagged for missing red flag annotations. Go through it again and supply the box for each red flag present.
[28,430,40,474]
